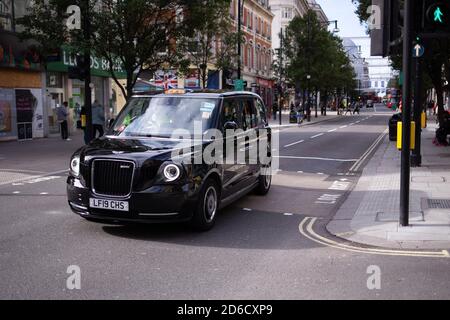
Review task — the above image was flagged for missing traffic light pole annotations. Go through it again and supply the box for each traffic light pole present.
[279,28,283,126]
[400,0,414,227]
[83,0,93,143]
[411,57,423,167]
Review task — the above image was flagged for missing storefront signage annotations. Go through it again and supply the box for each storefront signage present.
[47,47,127,79]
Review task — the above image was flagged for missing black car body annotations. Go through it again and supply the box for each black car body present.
[67,91,272,230]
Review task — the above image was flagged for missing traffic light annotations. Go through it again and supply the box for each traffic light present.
[422,1,450,32]
[370,0,403,57]
[68,55,88,81]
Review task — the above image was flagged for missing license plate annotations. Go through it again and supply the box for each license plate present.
[89,198,129,212]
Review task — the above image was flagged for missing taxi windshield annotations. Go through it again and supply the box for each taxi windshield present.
[110,96,219,138]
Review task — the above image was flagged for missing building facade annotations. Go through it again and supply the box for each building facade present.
[230,0,274,107]
[270,0,310,53]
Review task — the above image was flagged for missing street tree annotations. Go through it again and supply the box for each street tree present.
[178,0,239,89]
[283,10,355,108]
[17,0,205,100]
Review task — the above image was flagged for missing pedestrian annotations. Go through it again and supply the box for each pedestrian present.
[92,100,105,138]
[57,101,69,140]
[272,102,278,120]
[353,101,360,114]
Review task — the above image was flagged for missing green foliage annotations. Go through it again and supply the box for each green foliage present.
[283,10,356,96]
[178,0,237,88]
[17,0,225,99]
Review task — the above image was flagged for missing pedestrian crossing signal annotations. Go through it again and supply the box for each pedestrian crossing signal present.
[424,2,450,31]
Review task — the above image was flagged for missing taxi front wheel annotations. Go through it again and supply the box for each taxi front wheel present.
[190,179,220,232]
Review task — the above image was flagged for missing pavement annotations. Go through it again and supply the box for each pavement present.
[268,110,340,128]
[328,114,450,250]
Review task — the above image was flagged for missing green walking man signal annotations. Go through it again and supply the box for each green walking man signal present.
[434,6,444,23]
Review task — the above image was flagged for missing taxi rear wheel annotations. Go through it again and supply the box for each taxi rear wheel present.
[190,179,220,231]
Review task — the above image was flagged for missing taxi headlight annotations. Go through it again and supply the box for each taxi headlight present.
[162,163,181,182]
[70,156,80,177]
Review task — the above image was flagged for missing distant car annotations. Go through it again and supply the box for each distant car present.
[366,100,374,108]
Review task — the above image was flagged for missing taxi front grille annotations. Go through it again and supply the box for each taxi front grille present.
[92,160,134,197]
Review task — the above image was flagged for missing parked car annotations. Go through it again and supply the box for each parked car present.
[366,100,374,108]
[67,90,272,231]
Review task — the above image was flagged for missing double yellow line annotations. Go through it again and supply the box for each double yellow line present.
[299,217,450,258]
[349,129,388,173]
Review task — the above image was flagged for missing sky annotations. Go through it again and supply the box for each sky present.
[316,0,367,38]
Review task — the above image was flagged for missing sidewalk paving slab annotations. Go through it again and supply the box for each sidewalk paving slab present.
[327,118,450,250]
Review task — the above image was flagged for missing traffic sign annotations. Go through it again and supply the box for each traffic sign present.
[234,80,244,91]
[412,44,425,58]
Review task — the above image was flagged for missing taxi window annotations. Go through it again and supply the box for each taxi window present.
[222,98,242,128]
[242,99,257,130]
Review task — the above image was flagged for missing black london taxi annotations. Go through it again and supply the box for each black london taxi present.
[67,90,272,231]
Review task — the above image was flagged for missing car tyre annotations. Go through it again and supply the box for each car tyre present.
[190,179,220,231]
[255,164,272,195]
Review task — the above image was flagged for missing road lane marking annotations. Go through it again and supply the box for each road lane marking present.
[310,133,324,139]
[329,181,351,191]
[315,194,341,204]
[242,208,252,212]
[317,172,324,175]
[284,140,305,148]
[274,156,358,162]
[0,169,68,186]
[299,217,449,258]
[340,125,348,129]
[13,191,20,194]
[328,129,337,133]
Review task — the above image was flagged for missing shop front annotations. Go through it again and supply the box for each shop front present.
[46,48,127,136]
[0,32,44,141]
[256,77,274,108]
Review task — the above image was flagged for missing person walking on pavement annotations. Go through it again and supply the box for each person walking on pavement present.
[353,101,361,114]
[92,100,105,139]
[272,102,278,121]
[57,101,69,140]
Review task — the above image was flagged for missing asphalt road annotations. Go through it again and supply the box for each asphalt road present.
[1,104,450,299]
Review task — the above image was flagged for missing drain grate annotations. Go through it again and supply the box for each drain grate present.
[427,199,450,209]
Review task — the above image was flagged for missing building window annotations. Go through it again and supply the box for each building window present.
[0,0,13,31]
[282,7,293,19]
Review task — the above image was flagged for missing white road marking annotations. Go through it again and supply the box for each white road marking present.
[340,125,348,129]
[274,156,358,162]
[315,194,341,204]
[0,169,68,186]
[317,172,324,175]
[243,208,252,212]
[12,183,24,186]
[310,133,324,139]
[329,181,350,191]
[40,192,49,195]
[328,129,337,133]
[297,171,304,174]
[284,140,304,148]
[13,191,20,194]
[284,213,294,216]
